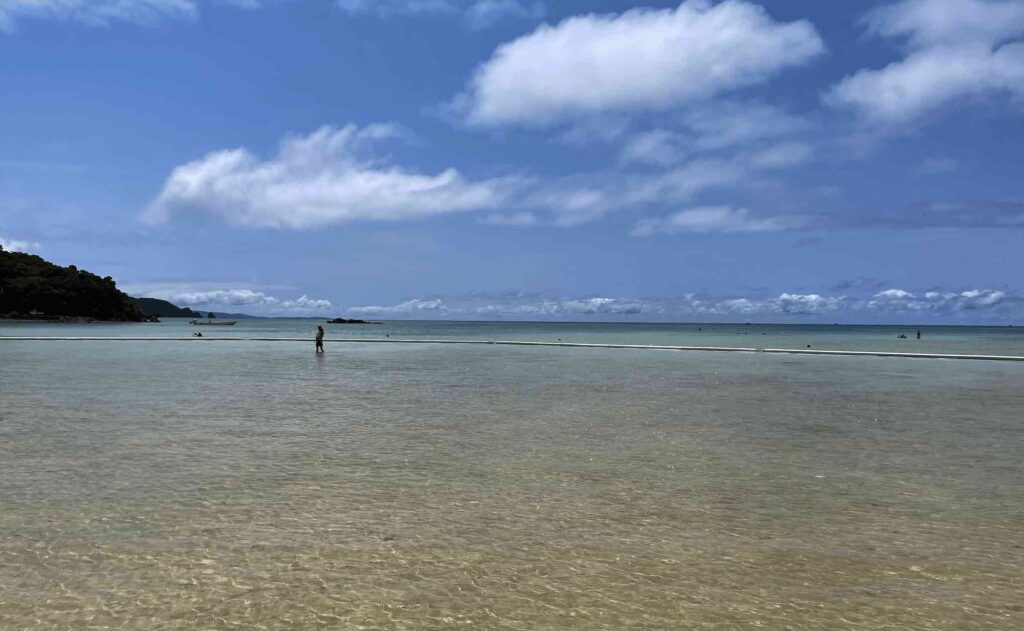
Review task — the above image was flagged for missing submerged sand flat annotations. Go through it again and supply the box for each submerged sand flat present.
[1,339,1022,629]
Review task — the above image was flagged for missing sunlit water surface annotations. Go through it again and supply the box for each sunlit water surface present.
[1,322,1022,629]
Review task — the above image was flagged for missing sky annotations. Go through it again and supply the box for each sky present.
[1,0,1023,323]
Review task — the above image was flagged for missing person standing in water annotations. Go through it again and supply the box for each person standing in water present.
[916,330,922,340]
[315,325,325,353]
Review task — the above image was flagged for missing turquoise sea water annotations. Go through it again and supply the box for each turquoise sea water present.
[1,320,1022,629]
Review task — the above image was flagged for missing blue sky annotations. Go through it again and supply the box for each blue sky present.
[2,0,1023,322]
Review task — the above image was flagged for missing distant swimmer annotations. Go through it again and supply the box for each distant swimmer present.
[315,325,325,353]
[916,330,922,340]
[193,332,203,337]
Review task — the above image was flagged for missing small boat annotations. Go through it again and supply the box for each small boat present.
[190,319,237,326]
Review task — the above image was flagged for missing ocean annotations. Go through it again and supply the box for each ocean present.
[1,320,1022,629]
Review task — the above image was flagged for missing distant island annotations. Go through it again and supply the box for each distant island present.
[1,245,149,322]
[327,317,376,324]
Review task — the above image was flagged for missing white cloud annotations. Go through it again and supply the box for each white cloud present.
[279,295,333,311]
[341,288,1023,321]
[349,298,446,315]
[825,0,1024,124]
[0,236,40,252]
[144,124,520,229]
[135,287,332,314]
[864,0,1024,47]
[867,287,1011,312]
[631,206,801,236]
[144,122,815,231]
[498,296,650,316]
[452,0,823,126]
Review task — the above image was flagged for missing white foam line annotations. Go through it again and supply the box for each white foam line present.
[2,336,1023,362]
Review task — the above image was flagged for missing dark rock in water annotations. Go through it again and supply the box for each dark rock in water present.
[327,318,375,324]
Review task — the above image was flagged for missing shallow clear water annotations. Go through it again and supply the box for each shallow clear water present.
[4,318,1024,356]
[1,322,1022,629]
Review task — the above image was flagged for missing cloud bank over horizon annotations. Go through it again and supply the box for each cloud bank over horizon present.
[125,284,333,315]
[118,281,1023,322]
[343,288,1022,323]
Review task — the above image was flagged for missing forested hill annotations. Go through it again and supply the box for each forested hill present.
[0,246,145,321]
[132,297,202,318]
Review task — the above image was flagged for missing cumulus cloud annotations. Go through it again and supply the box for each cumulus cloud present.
[143,122,816,231]
[349,298,446,315]
[134,286,332,314]
[342,287,1023,321]
[452,0,823,126]
[632,206,802,236]
[0,236,41,253]
[144,124,520,229]
[825,0,1024,124]
[143,120,1022,232]
[867,287,1013,312]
